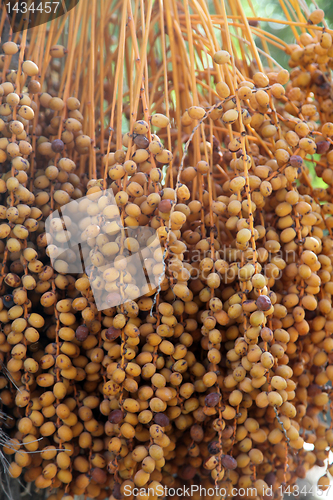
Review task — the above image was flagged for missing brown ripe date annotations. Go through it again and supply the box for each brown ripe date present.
[221,455,238,469]
[205,393,220,407]
[108,410,124,423]
[256,295,272,311]
[105,327,122,340]
[75,325,89,341]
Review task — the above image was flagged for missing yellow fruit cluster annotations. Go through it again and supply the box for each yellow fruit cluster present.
[0,2,333,500]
